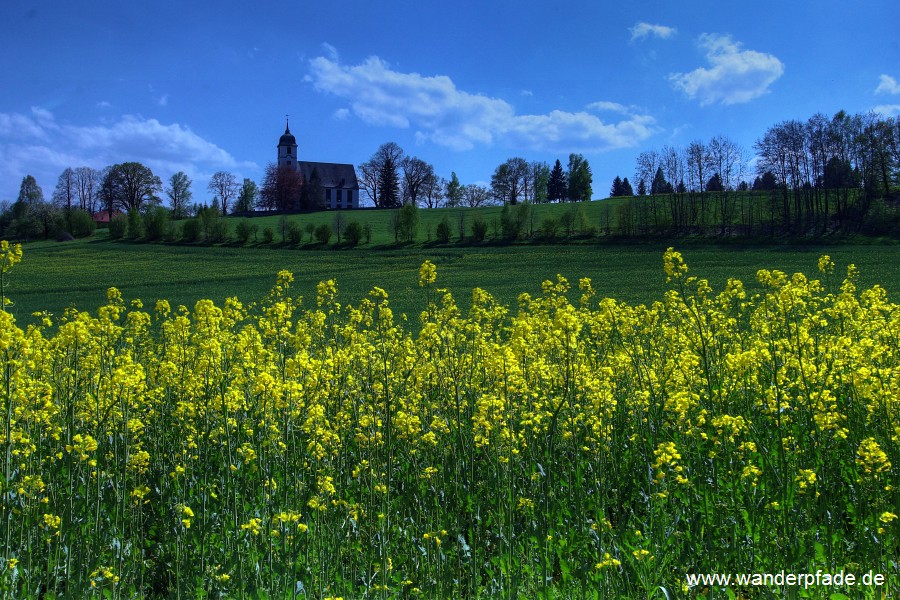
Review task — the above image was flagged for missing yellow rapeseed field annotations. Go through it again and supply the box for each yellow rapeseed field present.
[0,240,897,598]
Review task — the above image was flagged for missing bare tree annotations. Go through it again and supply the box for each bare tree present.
[73,167,100,212]
[634,150,660,193]
[421,174,445,208]
[208,171,239,215]
[359,142,405,207]
[357,161,379,208]
[463,184,491,207]
[259,163,303,211]
[400,156,434,206]
[51,168,76,210]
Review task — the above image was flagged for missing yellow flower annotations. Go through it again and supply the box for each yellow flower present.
[596,552,621,569]
[418,260,437,287]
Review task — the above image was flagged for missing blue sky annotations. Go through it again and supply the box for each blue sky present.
[1,0,898,204]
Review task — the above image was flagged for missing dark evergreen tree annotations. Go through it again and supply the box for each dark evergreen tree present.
[610,176,623,197]
[547,159,567,202]
[707,172,724,192]
[650,167,669,195]
[637,178,647,196]
[621,177,634,196]
[378,155,401,208]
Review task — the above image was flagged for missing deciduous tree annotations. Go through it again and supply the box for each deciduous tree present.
[566,154,592,201]
[102,162,162,212]
[167,171,193,218]
[360,142,404,208]
[259,163,303,211]
[52,168,76,210]
[208,171,238,215]
[235,178,258,213]
[401,156,434,206]
[491,157,528,205]
[445,172,463,207]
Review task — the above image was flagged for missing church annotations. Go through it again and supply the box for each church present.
[277,120,360,210]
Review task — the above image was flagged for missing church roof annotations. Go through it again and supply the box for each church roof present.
[297,161,359,189]
[278,122,296,147]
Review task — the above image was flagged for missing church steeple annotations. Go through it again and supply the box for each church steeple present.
[277,116,298,168]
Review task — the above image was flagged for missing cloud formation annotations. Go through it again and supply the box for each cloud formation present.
[0,107,253,200]
[669,34,784,106]
[630,22,676,41]
[306,55,657,152]
[874,104,900,117]
[875,74,900,95]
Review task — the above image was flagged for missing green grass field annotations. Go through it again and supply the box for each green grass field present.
[12,234,900,326]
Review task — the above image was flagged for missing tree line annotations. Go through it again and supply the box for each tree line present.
[605,110,900,235]
[5,108,896,242]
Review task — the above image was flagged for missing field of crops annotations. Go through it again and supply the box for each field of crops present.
[1,240,897,598]
[10,236,900,325]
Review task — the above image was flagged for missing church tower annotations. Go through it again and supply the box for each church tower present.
[277,118,298,169]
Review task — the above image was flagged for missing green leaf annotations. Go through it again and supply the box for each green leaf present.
[814,541,826,563]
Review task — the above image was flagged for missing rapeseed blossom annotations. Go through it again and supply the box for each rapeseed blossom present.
[0,249,897,597]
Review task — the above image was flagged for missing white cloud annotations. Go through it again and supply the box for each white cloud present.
[157,94,169,107]
[875,74,900,95]
[306,54,658,152]
[630,22,676,41]
[873,104,900,117]
[333,108,350,120]
[669,34,784,106]
[586,101,630,114]
[0,109,254,201]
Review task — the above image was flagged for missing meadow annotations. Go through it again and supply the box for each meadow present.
[1,238,898,598]
[10,234,900,326]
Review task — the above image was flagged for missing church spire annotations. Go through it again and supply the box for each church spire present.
[285,114,290,134]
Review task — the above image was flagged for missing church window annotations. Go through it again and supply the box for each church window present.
[326,189,331,200]
[337,189,343,201]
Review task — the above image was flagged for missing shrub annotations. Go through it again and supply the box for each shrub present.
[541,216,560,239]
[181,218,201,242]
[143,207,171,241]
[126,210,144,239]
[344,221,363,246]
[436,217,452,243]
[500,202,531,241]
[314,223,332,245]
[109,214,128,240]
[207,219,229,243]
[65,209,97,238]
[287,221,303,244]
[471,215,488,242]
[396,203,419,242]
[236,220,258,244]
[262,227,275,244]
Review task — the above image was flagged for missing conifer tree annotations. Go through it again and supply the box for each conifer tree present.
[610,176,623,197]
[547,159,567,202]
